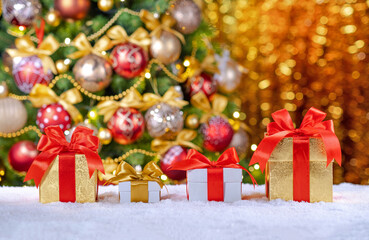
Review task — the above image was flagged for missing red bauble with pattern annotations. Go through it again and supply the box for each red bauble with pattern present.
[188,72,217,98]
[160,146,187,181]
[111,43,148,79]
[107,107,145,145]
[12,55,53,94]
[200,116,233,152]
[8,140,38,172]
[36,103,71,132]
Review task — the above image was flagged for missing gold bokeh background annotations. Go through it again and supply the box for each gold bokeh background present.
[203,0,369,184]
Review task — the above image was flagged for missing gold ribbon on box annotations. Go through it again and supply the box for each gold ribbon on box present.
[141,87,188,110]
[68,33,112,60]
[6,35,59,74]
[107,25,151,51]
[97,89,144,122]
[190,92,228,123]
[182,55,219,79]
[107,161,164,203]
[139,10,185,44]
[29,84,83,123]
[151,129,202,155]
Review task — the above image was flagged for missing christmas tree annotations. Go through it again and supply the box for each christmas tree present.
[0,0,256,186]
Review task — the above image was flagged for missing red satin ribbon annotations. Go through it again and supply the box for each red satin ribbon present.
[249,107,342,202]
[171,148,257,201]
[59,152,76,202]
[24,125,105,189]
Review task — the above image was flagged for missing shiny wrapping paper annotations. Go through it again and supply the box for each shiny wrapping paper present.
[266,137,333,202]
[39,154,97,203]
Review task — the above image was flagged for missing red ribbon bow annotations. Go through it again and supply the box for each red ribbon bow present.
[170,147,257,185]
[171,148,256,201]
[250,107,342,172]
[24,125,105,187]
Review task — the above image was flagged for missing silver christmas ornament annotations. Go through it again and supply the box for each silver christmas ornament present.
[0,98,28,133]
[145,103,184,139]
[228,128,249,157]
[170,0,201,34]
[2,0,41,27]
[214,50,242,94]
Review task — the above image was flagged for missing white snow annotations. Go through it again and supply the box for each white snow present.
[0,183,368,240]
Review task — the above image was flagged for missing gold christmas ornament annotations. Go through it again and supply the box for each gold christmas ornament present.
[150,31,181,65]
[0,97,27,133]
[98,128,113,145]
[170,0,202,34]
[55,59,69,74]
[185,114,200,129]
[73,54,112,93]
[0,82,9,98]
[98,0,114,12]
[69,34,113,93]
[45,9,61,27]
[140,10,184,65]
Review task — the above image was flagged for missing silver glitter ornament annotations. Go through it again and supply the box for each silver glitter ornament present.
[145,103,184,139]
[2,0,41,27]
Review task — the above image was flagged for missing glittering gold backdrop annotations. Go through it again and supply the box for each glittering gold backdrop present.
[204,0,369,184]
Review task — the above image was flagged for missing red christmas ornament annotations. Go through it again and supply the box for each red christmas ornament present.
[111,43,148,79]
[36,103,71,132]
[12,55,53,94]
[8,140,38,172]
[188,73,217,98]
[160,146,187,181]
[201,116,233,152]
[107,107,145,145]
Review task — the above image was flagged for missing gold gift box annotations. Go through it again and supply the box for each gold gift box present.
[39,154,98,203]
[265,137,333,202]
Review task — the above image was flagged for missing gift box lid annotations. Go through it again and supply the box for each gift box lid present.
[119,181,161,192]
[187,168,242,183]
[269,137,327,163]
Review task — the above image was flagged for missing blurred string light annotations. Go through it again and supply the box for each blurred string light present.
[88,109,98,120]
[251,144,257,151]
[204,0,369,184]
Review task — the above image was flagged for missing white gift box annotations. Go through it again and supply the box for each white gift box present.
[187,168,242,202]
[119,181,161,203]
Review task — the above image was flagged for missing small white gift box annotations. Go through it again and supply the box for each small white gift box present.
[119,181,161,203]
[187,168,242,202]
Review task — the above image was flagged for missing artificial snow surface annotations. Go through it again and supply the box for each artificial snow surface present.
[1,183,368,240]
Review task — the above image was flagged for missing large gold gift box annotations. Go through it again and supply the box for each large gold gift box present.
[265,137,333,202]
[39,154,98,203]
